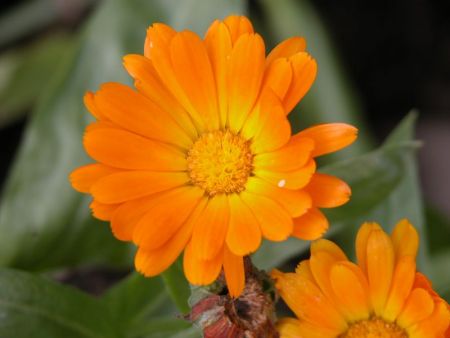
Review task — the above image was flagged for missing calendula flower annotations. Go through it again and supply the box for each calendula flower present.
[70,15,357,297]
[272,219,450,338]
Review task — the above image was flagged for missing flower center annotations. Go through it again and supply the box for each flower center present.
[187,130,253,196]
[339,317,408,338]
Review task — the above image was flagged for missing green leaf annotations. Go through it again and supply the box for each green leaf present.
[155,0,246,33]
[161,259,191,314]
[257,0,373,158]
[425,206,450,255]
[0,268,119,338]
[0,0,94,48]
[254,113,431,275]
[0,34,73,128]
[430,249,450,301]
[102,273,201,338]
[128,319,200,338]
[0,0,151,270]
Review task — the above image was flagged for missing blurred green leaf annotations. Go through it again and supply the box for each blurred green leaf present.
[0,268,119,338]
[425,206,450,255]
[430,249,450,301]
[0,0,95,48]
[0,268,201,338]
[0,0,148,270]
[0,0,245,270]
[156,0,245,33]
[254,114,430,274]
[0,34,74,128]
[424,203,450,301]
[161,259,191,315]
[257,0,373,158]
[102,273,201,338]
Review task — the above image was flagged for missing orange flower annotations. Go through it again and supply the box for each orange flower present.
[70,15,357,297]
[273,220,450,338]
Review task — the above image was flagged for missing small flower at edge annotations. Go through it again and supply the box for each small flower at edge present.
[272,219,450,338]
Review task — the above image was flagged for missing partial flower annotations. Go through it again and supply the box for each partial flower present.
[70,15,357,297]
[273,219,450,338]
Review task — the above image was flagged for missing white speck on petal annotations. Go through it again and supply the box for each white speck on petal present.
[278,179,286,188]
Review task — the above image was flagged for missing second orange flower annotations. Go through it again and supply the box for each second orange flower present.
[70,15,357,297]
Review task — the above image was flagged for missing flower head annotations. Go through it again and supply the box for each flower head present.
[70,15,357,297]
[272,219,450,338]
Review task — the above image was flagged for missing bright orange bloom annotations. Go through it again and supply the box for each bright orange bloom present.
[70,15,357,297]
[273,220,450,338]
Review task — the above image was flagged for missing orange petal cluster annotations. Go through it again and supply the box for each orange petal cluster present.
[273,219,450,338]
[70,15,357,297]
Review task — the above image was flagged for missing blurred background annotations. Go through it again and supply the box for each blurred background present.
[0,0,448,336]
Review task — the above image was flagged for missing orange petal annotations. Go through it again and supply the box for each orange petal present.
[94,82,193,148]
[170,31,220,131]
[147,25,206,133]
[276,318,304,338]
[330,261,371,322]
[183,240,223,285]
[355,222,382,274]
[223,246,245,298]
[292,207,329,240]
[242,89,291,153]
[273,272,347,331]
[263,57,293,100]
[391,219,419,262]
[84,91,107,120]
[412,272,443,304]
[304,173,351,208]
[226,194,261,256]
[297,123,358,157]
[277,318,337,338]
[408,300,450,338]
[311,238,348,261]
[191,194,229,260]
[204,20,232,128]
[309,250,343,307]
[84,125,187,171]
[366,228,395,316]
[294,260,315,282]
[240,191,293,242]
[144,23,176,59]
[227,33,265,132]
[383,255,416,321]
[135,198,208,276]
[110,194,160,241]
[255,159,316,190]
[283,52,317,114]
[397,288,435,328]
[223,15,254,44]
[133,186,204,250]
[70,163,118,193]
[309,243,354,319]
[245,177,311,218]
[91,171,189,204]
[253,136,314,172]
[123,54,197,139]
[89,200,119,221]
[266,37,306,64]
